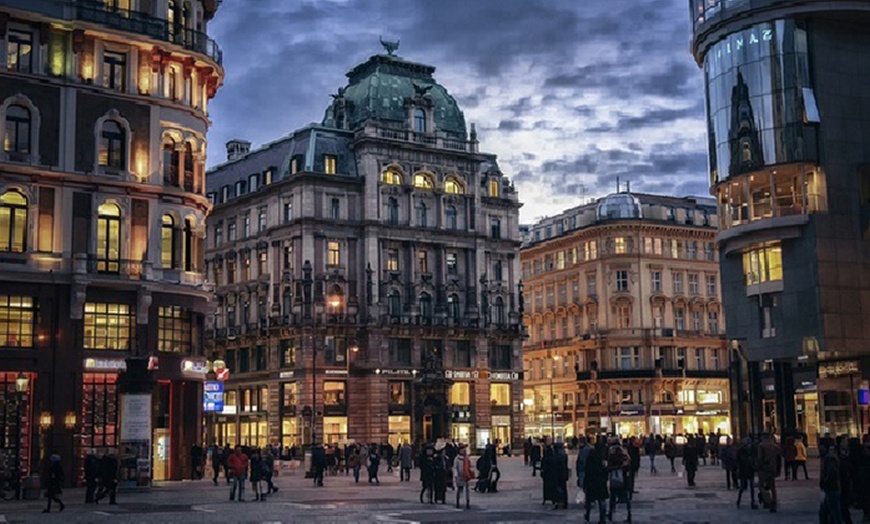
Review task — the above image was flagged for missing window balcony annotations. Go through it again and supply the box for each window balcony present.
[74,0,223,65]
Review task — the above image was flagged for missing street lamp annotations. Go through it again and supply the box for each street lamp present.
[14,372,29,499]
[550,355,561,442]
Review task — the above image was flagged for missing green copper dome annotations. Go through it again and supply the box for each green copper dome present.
[322,53,467,138]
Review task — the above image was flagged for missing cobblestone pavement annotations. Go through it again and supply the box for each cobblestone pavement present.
[0,456,843,523]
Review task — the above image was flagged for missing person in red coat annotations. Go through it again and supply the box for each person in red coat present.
[227,445,249,502]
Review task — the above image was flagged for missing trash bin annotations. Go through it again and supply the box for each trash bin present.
[23,475,40,500]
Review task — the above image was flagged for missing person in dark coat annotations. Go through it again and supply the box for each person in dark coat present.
[720,437,738,490]
[419,444,435,503]
[84,450,98,503]
[524,437,532,466]
[696,432,707,466]
[644,434,658,475]
[191,443,203,480]
[583,444,609,523]
[221,443,232,484]
[540,445,558,505]
[552,443,569,509]
[819,446,843,524]
[95,453,118,505]
[367,444,381,484]
[433,447,448,503]
[211,444,223,485]
[399,443,413,482]
[42,453,65,513]
[312,445,326,487]
[683,437,699,487]
[627,437,640,493]
[664,437,677,472]
[249,449,263,501]
[607,439,632,522]
[530,440,542,476]
[736,437,758,509]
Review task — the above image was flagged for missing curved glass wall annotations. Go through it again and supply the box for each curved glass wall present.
[704,19,817,186]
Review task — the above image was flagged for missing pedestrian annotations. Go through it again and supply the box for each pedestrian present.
[399,442,413,482]
[228,445,249,501]
[720,437,738,490]
[94,452,118,505]
[794,436,809,480]
[433,445,448,503]
[736,437,758,509]
[368,444,381,484]
[383,442,394,474]
[607,438,632,523]
[840,438,856,524]
[820,445,843,524]
[576,436,591,495]
[683,437,699,487]
[540,444,557,505]
[524,437,532,466]
[453,443,473,510]
[419,444,435,503]
[696,431,707,466]
[312,445,326,487]
[348,445,361,483]
[249,449,263,501]
[583,442,609,524]
[627,437,640,493]
[84,449,98,503]
[857,436,870,523]
[191,442,203,480]
[644,434,658,475]
[212,443,223,485]
[757,433,781,513]
[552,442,569,510]
[709,431,720,466]
[263,447,278,494]
[665,437,676,473]
[782,435,796,481]
[42,453,65,513]
[530,439,542,476]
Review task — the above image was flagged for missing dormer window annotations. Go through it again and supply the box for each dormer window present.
[489,178,499,198]
[382,169,402,185]
[324,154,336,175]
[414,173,433,189]
[445,177,464,194]
[413,108,426,133]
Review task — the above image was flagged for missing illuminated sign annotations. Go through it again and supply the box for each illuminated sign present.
[181,359,208,375]
[490,371,521,381]
[279,371,295,379]
[819,360,859,379]
[216,368,230,381]
[445,370,479,380]
[859,389,869,407]
[376,369,415,376]
[84,358,127,372]
[203,381,224,412]
[324,369,348,375]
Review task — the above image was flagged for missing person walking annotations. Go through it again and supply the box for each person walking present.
[433,446,448,503]
[720,437,738,491]
[782,435,796,481]
[94,452,118,505]
[627,437,640,493]
[399,442,413,482]
[757,433,782,513]
[540,444,557,505]
[644,434,658,475]
[84,449,98,503]
[383,442,394,474]
[42,453,65,513]
[665,437,677,473]
[312,445,326,487]
[228,445,249,502]
[530,439,542,477]
[191,443,203,480]
[348,445,361,483]
[794,436,809,480]
[221,443,231,484]
[367,444,381,484]
[696,432,707,467]
[524,437,532,466]
[419,444,435,503]
[583,443,609,524]
[820,446,843,524]
[212,444,223,485]
[607,438,632,523]
[736,437,758,509]
[552,442,569,510]
[453,444,473,510]
[263,447,278,494]
[683,437,699,487]
[249,449,263,501]
[576,436,591,497]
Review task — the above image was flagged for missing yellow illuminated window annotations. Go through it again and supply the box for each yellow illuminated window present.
[614,237,627,254]
[327,240,341,267]
[490,383,511,406]
[743,243,783,285]
[489,178,499,197]
[0,190,27,253]
[445,177,464,194]
[414,173,433,189]
[0,295,35,347]
[83,302,132,350]
[382,170,402,185]
[449,382,471,405]
[157,305,190,353]
[324,155,336,175]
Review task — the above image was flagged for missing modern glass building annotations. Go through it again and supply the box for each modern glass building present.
[691,0,870,441]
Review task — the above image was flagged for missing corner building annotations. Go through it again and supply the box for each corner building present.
[205,49,524,451]
[691,0,870,440]
[521,193,729,440]
[0,0,223,482]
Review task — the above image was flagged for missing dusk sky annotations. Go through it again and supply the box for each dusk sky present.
[206,0,709,223]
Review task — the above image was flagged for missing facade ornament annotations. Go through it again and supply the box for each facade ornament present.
[379,36,400,56]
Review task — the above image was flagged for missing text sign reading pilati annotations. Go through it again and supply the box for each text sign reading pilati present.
[120,394,152,442]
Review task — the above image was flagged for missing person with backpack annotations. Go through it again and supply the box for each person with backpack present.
[736,437,758,509]
[453,444,473,510]
[367,443,381,484]
[607,438,632,523]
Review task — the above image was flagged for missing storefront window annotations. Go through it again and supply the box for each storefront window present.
[157,305,191,353]
[78,373,118,480]
[281,418,299,448]
[490,383,511,407]
[323,381,346,406]
[388,415,410,449]
[239,419,268,449]
[492,415,511,447]
[0,295,35,348]
[0,372,31,476]
[678,389,695,404]
[450,382,471,405]
[83,302,133,350]
[389,381,408,405]
[697,390,722,404]
[323,416,347,444]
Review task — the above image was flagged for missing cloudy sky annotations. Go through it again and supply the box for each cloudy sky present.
[207,0,709,223]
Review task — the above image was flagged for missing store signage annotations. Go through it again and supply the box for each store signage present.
[858,389,869,406]
[181,359,208,376]
[710,24,774,64]
[377,369,415,376]
[279,371,295,379]
[120,394,152,442]
[697,410,721,416]
[490,371,521,381]
[819,360,859,378]
[445,370,479,380]
[84,357,127,372]
[617,409,644,417]
[325,369,348,375]
[203,381,224,413]
[216,368,230,381]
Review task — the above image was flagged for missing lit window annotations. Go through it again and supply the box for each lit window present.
[444,177,464,194]
[7,30,32,74]
[161,214,176,268]
[489,178,499,197]
[382,170,402,185]
[157,305,191,353]
[162,138,178,185]
[386,249,399,271]
[585,240,598,260]
[617,305,631,328]
[449,382,471,405]
[327,240,341,267]
[98,120,125,171]
[414,173,433,189]
[83,302,132,350]
[102,51,127,92]
[323,154,337,174]
[490,383,511,406]
[96,203,121,273]
[0,295,35,347]
[323,381,346,406]
[743,243,783,285]
[0,190,27,253]
[614,237,627,254]
[4,104,31,155]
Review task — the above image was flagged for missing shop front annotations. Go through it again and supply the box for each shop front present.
[388,415,411,448]
[0,372,33,482]
[818,359,867,437]
[794,371,819,445]
[611,407,646,437]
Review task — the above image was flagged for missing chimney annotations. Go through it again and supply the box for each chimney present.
[226,139,251,161]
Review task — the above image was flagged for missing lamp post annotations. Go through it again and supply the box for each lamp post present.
[14,372,29,499]
[550,355,561,442]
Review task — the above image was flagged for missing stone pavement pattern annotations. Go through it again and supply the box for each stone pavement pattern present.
[0,456,839,523]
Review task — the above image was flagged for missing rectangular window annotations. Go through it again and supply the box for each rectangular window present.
[258,251,268,276]
[617,305,631,328]
[281,382,297,412]
[102,50,127,92]
[617,347,640,370]
[157,306,191,353]
[280,338,297,367]
[705,242,715,261]
[490,217,502,239]
[228,221,237,241]
[692,310,702,332]
[80,373,118,451]
[386,249,399,271]
[283,200,293,223]
[239,347,250,373]
[706,275,717,295]
[241,251,251,281]
[388,338,412,366]
[323,381,345,405]
[651,271,662,293]
[0,295,35,348]
[243,215,250,237]
[389,381,408,405]
[283,242,293,271]
[84,302,132,350]
[688,273,699,294]
[327,240,341,267]
[214,223,223,247]
[671,240,681,259]
[616,270,629,291]
[614,237,627,254]
[453,340,472,367]
[558,283,567,305]
[556,250,565,269]
[7,30,33,74]
[587,274,597,296]
[743,243,783,285]
[449,382,471,405]
[694,348,706,370]
[673,272,684,294]
[675,307,685,331]
[323,336,347,365]
[446,252,457,275]
[708,311,719,335]
[323,155,337,175]
[417,250,428,273]
[677,347,686,369]
[226,259,236,284]
[585,240,598,260]
[37,187,54,252]
[256,346,267,371]
[258,207,267,231]
[490,383,511,407]
[686,241,698,260]
[488,344,512,370]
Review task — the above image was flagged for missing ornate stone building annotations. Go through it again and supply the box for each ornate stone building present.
[0,0,223,482]
[521,192,730,439]
[204,46,524,451]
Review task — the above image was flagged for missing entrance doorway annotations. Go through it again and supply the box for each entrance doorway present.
[423,415,433,442]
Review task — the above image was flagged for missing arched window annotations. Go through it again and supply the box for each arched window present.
[184,218,194,271]
[4,105,31,155]
[488,178,499,198]
[419,292,432,319]
[0,190,27,253]
[386,197,399,225]
[413,108,426,133]
[162,138,178,185]
[414,173,433,189]
[493,296,506,326]
[382,170,402,185]
[183,142,194,191]
[161,214,176,268]
[445,205,457,230]
[388,289,402,317]
[99,120,125,171]
[444,177,464,194]
[418,202,428,227]
[447,294,460,321]
[96,203,121,273]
